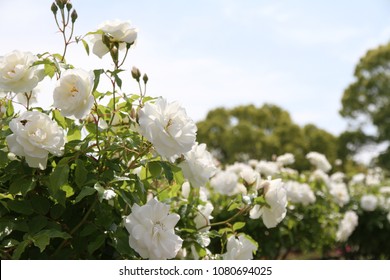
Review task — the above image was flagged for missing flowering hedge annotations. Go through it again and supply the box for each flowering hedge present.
[1,1,390,260]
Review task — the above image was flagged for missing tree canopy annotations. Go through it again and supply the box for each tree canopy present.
[340,42,390,169]
[196,104,339,171]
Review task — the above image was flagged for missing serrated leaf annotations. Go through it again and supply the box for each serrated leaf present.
[75,187,96,203]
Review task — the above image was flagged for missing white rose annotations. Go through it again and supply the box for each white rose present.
[250,179,287,228]
[256,160,279,177]
[222,235,257,260]
[138,97,197,161]
[210,170,238,195]
[306,151,332,172]
[90,20,138,58]
[276,153,295,166]
[285,181,316,206]
[194,202,214,232]
[124,198,183,260]
[179,143,217,188]
[53,69,94,119]
[0,50,43,93]
[360,194,378,211]
[336,210,358,242]
[329,182,350,207]
[6,111,65,169]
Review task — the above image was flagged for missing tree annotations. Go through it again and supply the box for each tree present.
[196,104,339,171]
[340,42,390,169]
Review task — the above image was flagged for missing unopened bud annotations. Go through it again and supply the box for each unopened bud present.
[131,67,141,82]
[55,0,65,9]
[142,73,148,84]
[71,9,78,23]
[66,2,72,11]
[51,2,58,14]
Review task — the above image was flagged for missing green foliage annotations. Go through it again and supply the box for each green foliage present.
[197,104,339,171]
[340,42,390,169]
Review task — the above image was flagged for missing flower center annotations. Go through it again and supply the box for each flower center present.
[29,128,47,143]
[70,85,79,97]
[152,221,165,239]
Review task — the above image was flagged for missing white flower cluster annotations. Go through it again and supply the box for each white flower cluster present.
[336,211,358,242]
[222,235,257,260]
[285,181,316,206]
[306,151,332,173]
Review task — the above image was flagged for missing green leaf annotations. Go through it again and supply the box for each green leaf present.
[44,63,57,78]
[9,177,36,196]
[6,100,14,116]
[75,187,96,203]
[228,202,239,212]
[93,69,105,92]
[233,222,246,231]
[61,184,74,198]
[87,233,106,254]
[49,164,69,194]
[80,223,98,237]
[7,200,33,215]
[75,159,88,187]
[30,195,50,215]
[67,126,81,142]
[147,161,162,177]
[0,150,8,168]
[52,109,67,129]
[81,39,90,55]
[31,229,71,253]
[28,215,48,234]
[12,240,30,259]
[50,204,65,220]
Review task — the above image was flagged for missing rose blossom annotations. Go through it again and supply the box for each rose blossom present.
[210,170,238,195]
[138,97,197,161]
[360,194,378,211]
[285,181,316,206]
[179,143,217,188]
[250,179,287,228]
[0,50,43,93]
[6,111,65,169]
[306,151,332,172]
[336,210,358,242]
[124,198,183,259]
[53,69,94,119]
[222,235,257,260]
[90,20,137,58]
[194,202,214,232]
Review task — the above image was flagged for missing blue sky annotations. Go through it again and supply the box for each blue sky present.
[1,0,390,136]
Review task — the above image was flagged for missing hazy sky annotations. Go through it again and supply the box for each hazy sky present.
[1,0,390,136]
